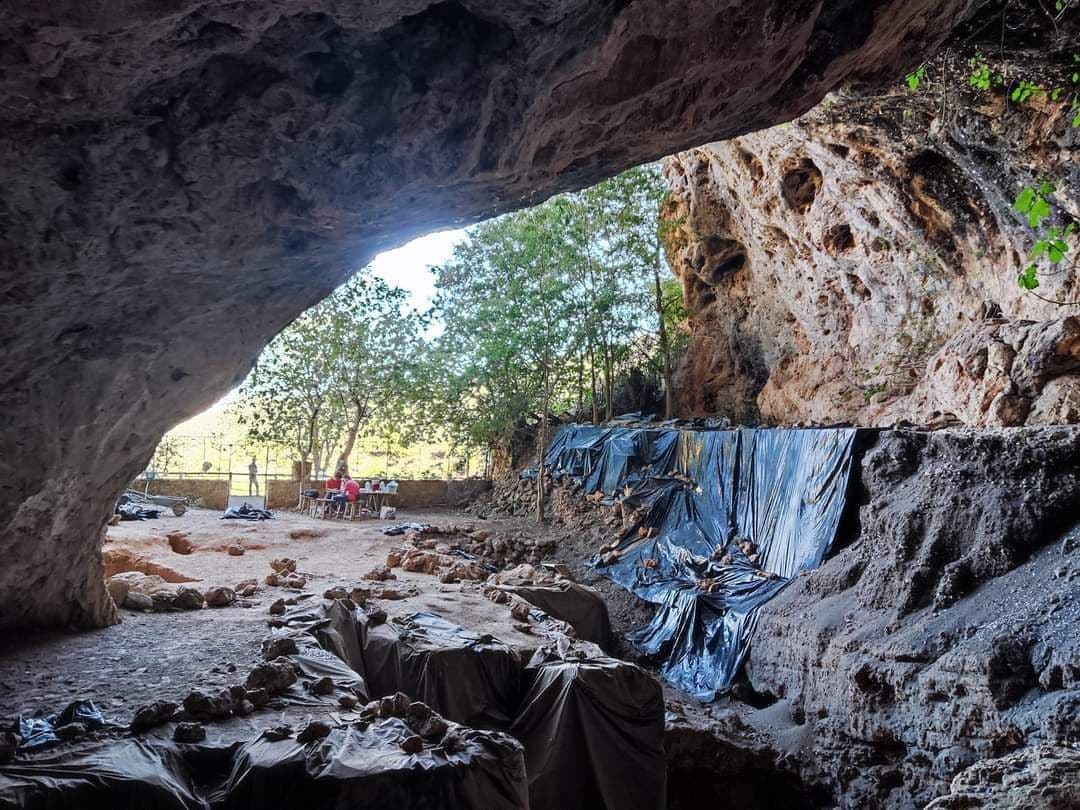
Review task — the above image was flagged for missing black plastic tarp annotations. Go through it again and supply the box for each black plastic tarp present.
[510,648,666,810]
[0,739,202,810]
[212,720,528,809]
[494,581,612,648]
[0,721,529,810]
[355,613,522,730]
[544,425,855,699]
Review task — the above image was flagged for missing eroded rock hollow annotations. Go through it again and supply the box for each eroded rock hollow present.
[0,1,974,628]
[663,7,1080,426]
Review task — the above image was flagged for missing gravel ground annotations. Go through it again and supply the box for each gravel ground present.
[0,506,546,726]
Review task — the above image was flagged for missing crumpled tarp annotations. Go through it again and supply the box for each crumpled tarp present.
[510,647,666,810]
[221,504,272,521]
[212,720,528,809]
[494,580,612,648]
[14,701,108,750]
[0,739,201,810]
[355,613,522,730]
[1,602,530,810]
[115,494,162,521]
[0,721,528,810]
[544,425,855,699]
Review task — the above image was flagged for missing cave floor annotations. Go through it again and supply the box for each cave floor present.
[0,507,547,725]
[0,504,827,808]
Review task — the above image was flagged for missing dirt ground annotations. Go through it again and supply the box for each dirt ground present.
[0,506,551,726]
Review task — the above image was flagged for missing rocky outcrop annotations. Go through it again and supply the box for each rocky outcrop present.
[925,744,1080,809]
[746,427,1080,808]
[663,5,1079,426]
[0,0,974,628]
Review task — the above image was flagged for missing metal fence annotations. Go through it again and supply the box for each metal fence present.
[147,434,490,493]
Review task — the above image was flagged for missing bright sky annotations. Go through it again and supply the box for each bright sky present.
[173,228,468,431]
[366,228,467,312]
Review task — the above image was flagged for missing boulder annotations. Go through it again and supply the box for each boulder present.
[362,565,395,582]
[122,591,154,611]
[174,586,205,610]
[205,587,235,608]
[130,701,178,733]
[245,659,298,695]
[105,576,130,607]
[234,579,259,598]
[166,532,195,555]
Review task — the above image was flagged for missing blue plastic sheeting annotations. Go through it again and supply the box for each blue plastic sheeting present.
[543,425,856,699]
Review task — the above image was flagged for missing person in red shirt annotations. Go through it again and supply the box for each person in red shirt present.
[342,476,360,502]
[325,475,341,493]
[332,475,360,505]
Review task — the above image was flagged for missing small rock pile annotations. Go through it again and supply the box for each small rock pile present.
[264,558,307,590]
[384,522,557,581]
[126,652,304,741]
[106,571,252,613]
[360,692,453,752]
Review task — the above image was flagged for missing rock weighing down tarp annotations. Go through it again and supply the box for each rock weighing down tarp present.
[544,425,856,699]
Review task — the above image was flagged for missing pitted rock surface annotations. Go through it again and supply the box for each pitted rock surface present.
[662,8,1079,426]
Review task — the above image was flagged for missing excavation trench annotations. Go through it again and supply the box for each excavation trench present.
[1,423,1078,809]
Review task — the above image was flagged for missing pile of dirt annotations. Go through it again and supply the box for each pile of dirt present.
[385,521,557,570]
[101,547,198,583]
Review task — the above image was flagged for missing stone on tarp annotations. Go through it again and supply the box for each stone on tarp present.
[245,659,298,695]
[261,636,298,660]
[296,720,331,743]
[173,722,206,743]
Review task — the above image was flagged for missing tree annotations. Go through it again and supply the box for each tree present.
[425,164,684,517]
[237,275,422,488]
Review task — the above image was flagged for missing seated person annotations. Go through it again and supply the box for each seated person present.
[332,475,360,504]
[325,474,341,493]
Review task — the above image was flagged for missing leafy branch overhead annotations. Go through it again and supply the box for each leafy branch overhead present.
[1014,181,1076,291]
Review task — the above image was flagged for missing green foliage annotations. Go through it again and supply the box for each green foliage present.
[905,65,926,92]
[422,165,680,450]
[1013,181,1076,292]
[237,276,424,474]
[1010,80,1043,104]
[1017,264,1040,290]
[1014,181,1054,228]
[968,53,992,91]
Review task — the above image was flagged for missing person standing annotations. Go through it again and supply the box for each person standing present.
[248,457,259,496]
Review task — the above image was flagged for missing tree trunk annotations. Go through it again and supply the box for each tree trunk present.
[654,252,674,419]
[589,341,599,424]
[337,395,368,476]
[536,365,551,524]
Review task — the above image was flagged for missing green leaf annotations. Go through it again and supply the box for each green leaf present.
[1017,266,1040,290]
[1014,187,1035,213]
[905,66,925,92]
[1029,198,1051,228]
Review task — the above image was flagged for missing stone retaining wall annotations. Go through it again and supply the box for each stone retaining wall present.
[136,479,230,511]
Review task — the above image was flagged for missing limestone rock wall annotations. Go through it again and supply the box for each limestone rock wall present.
[663,9,1080,426]
[0,1,973,627]
[747,427,1080,807]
